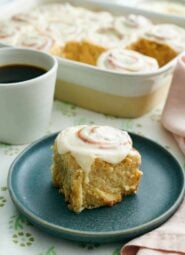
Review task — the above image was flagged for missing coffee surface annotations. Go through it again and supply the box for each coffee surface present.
[0,64,46,83]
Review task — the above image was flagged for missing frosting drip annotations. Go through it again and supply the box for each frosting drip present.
[97,48,159,73]
[56,125,132,172]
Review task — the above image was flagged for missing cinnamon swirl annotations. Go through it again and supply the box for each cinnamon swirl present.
[0,20,30,45]
[51,125,142,213]
[97,48,159,73]
[15,29,61,55]
[115,14,152,36]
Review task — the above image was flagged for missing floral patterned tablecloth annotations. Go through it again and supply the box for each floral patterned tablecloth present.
[1,100,184,255]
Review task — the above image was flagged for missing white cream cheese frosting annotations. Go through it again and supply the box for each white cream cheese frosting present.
[143,24,185,52]
[16,30,55,51]
[115,14,152,36]
[56,125,133,173]
[97,48,159,73]
[87,27,125,48]
[0,20,28,44]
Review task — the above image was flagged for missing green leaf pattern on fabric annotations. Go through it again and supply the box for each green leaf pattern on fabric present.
[39,245,56,255]
[54,101,77,117]
[120,119,133,132]
[8,214,34,247]
[112,248,121,255]
[79,243,100,250]
[12,232,34,247]
[0,100,184,255]
[9,215,32,231]
[0,186,7,207]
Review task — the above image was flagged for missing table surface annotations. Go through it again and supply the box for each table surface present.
[1,100,184,255]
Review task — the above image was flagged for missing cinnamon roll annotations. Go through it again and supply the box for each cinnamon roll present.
[97,48,159,73]
[15,29,61,55]
[78,10,114,31]
[40,21,84,46]
[51,125,142,213]
[0,20,29,45]
[62,26,134,65]
[115,14,152,36]
[33,2,77,21]
[129,24,185,66]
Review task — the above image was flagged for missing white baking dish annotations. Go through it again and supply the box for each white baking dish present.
[0,0,181,117]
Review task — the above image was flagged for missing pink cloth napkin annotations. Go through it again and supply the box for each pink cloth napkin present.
[121,198,185,255]
[162,55,185,155]
[120,55,185,255]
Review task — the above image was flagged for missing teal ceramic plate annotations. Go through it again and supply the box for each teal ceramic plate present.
[8,133,185,243]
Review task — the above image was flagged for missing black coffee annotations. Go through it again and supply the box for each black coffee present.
[0,64,46,83]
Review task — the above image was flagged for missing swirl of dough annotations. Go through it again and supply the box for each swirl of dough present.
[77,125,131,149]
[87,26,134,49]
[42,21,84,44]
[0,20,23,38]
[11,12,42,25]
[56,125,132,171]
[97,48,159,73]
[115,14,151,35]
[145,24,181,41]
[0,25,16,39]
[16,31,54,51]
[78,10,114,30]
[0,20,25,44]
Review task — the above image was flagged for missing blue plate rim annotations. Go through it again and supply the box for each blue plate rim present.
[8,132,185,238]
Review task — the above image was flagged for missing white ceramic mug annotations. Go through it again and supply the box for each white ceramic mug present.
[0,48,58,144]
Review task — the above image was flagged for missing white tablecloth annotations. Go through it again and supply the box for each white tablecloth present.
[0,100,184,255]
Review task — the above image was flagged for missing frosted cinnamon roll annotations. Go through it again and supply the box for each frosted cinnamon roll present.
[144,24,185,44]
[52,125,142,213]
[87,26,133,49]
[115,14,152,36]
[61,26,133,65]
[129,24,185,66]
[78,10,114,30]
[15,30,61,55]
[97,48,159,73]
[32,3,78,23]
[0,20,29,45]
[40,21,84,45]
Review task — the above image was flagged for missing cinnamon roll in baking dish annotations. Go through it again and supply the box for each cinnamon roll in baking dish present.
[51,125,142,213]
[114,14,152,36]
[97,48,159,73]
[16,32,53,51]
[129,24,185,66]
